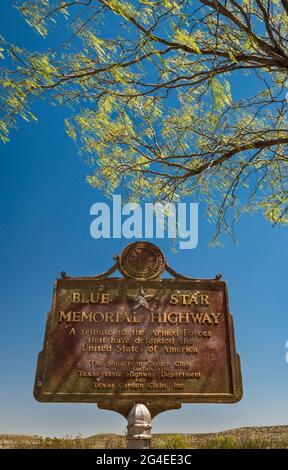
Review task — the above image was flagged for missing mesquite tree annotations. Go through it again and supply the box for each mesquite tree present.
[1,1,288,239]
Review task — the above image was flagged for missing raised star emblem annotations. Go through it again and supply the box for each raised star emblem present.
[127,287,155,312]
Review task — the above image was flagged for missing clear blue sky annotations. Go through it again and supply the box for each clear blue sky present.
[0,1,287,437]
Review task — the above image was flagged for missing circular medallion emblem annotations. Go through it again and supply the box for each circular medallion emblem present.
[119,241,165,280]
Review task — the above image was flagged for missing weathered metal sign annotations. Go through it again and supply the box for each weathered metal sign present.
[34,242,242,416]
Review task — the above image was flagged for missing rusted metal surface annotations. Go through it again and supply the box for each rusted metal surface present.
[34,242,242,413]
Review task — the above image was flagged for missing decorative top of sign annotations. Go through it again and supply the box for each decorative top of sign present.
[118,241,165,280]
[60,240,222,281]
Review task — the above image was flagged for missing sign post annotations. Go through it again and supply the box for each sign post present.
[34,241,242,448]
[127,403,152,449]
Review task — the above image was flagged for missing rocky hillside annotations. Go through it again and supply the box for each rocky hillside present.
[1,426,288,449]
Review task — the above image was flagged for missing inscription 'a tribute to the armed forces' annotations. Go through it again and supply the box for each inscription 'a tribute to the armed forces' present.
[34,242,242,412]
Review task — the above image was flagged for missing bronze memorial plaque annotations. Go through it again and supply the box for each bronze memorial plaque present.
[34,242,242,414]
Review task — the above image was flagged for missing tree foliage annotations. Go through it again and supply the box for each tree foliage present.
[1,0,288,239]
